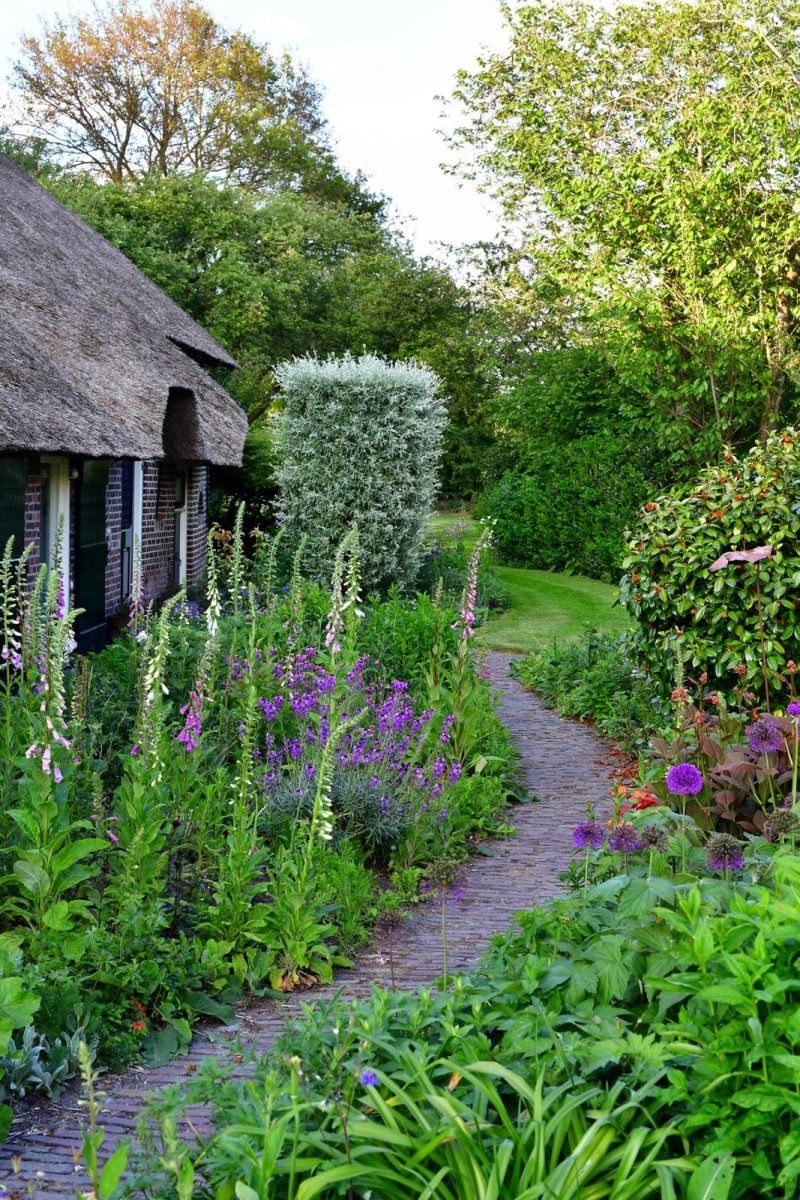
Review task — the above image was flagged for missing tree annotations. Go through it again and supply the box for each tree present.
[13,0,356,199]
[42,168,496,495]
[276,354,445,594]
[449,0,800,464]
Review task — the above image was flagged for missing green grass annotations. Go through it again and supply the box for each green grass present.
[428,512,630,656]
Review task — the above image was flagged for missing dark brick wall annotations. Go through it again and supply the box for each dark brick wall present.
[140,460,176,602]
[186,465,208,584]
[13,456,210,616]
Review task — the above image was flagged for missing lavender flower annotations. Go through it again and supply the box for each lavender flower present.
[746,717,783,755]
[706,834,745,872]
[666,763,704,795]
[573,819,605,850]
[607,822,641,853]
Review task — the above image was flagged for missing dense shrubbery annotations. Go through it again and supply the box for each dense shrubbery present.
[621,429,800,702]
[515,628,666,751]
[478,433,652,582]
[276,354,446,593]
[137,833,800,1198]
[0,519,514,1135]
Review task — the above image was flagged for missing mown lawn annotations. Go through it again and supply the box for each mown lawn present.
[430,511,630,655]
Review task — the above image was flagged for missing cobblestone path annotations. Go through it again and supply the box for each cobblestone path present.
[1,652,616,1198]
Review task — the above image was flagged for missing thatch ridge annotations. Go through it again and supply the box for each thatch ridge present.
[0,155,247,465]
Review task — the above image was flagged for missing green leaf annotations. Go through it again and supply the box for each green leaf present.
[52,838,107,877]
[687,1153,735,1200]
[13,859,49,896]
[235,1185,259,1200]
[181,991,236,1024]
[99,1143,129,1199]
[0,977,40,1031]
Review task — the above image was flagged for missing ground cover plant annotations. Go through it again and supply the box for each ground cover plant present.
[515,628,667,753]
[134,795,800,1198]
[0,516,514,1138]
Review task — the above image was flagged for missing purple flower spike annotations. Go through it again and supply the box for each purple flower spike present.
[746,718,783,755]
[573,819,605,850]
[666,763,704,795]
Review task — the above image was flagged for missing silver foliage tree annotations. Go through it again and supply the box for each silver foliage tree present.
[276,353,445,594]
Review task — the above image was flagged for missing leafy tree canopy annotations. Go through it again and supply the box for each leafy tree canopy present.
[12,0,375,209]
[450,0,800,466]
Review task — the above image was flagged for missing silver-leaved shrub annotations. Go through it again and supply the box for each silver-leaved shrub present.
[276,353,445,593]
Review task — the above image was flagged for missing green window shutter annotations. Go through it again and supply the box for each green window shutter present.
[0,458,27,556]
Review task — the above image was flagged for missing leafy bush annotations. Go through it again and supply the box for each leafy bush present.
[621,429,800,701]
[138,854,800,1198]
[515,628,667,751]
[276,353,446,593]
[477,432,652,582]
[415,526,510,615]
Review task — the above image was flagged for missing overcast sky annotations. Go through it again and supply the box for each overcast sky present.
[0,0,508,258]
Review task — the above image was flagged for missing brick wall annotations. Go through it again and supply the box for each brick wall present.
[186,464,208,584]
[140,460,176,601]
[105,461,123,618]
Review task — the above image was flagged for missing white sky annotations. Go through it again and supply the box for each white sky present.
[0,0,508,258]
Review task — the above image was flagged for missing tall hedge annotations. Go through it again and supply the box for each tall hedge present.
[276,354,445,593]
[477,433,652,583]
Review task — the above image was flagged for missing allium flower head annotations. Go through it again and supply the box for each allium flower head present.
[706,834,745,872]
[573,819,605,850]
[666,763,704,795]
[763,809,800,844]
[787,703,800,718]
[746,717,783,755]
[607,822,641,853]
[638,825,669,853]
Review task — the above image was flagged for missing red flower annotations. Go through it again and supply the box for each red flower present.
[131,1020,147,1032]
[632,795,659,811]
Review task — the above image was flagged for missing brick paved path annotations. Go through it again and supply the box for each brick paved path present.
[1,652,615,1198]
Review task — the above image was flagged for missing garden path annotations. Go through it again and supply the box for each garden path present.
[0,653,617,1198]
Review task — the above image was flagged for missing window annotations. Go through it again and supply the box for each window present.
[40,456,71,575]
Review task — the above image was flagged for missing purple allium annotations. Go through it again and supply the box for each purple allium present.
[762,809,800,843]
[607,822,641,853]
[746,717,783,755]
[706,834,745,872]
[360,1069,379,1087]
[638,825,669,853]
[666,763,704,795]
[788,703,800,718]
[572,819,605,850]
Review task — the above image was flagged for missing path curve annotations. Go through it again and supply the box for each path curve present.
[1,652,615,1198]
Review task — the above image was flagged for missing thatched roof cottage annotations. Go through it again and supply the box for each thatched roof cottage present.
[0,154,247,650]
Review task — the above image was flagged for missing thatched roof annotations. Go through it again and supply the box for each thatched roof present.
[0,155,247,465]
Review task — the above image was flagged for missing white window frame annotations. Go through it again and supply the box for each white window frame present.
[40,455,71,594]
